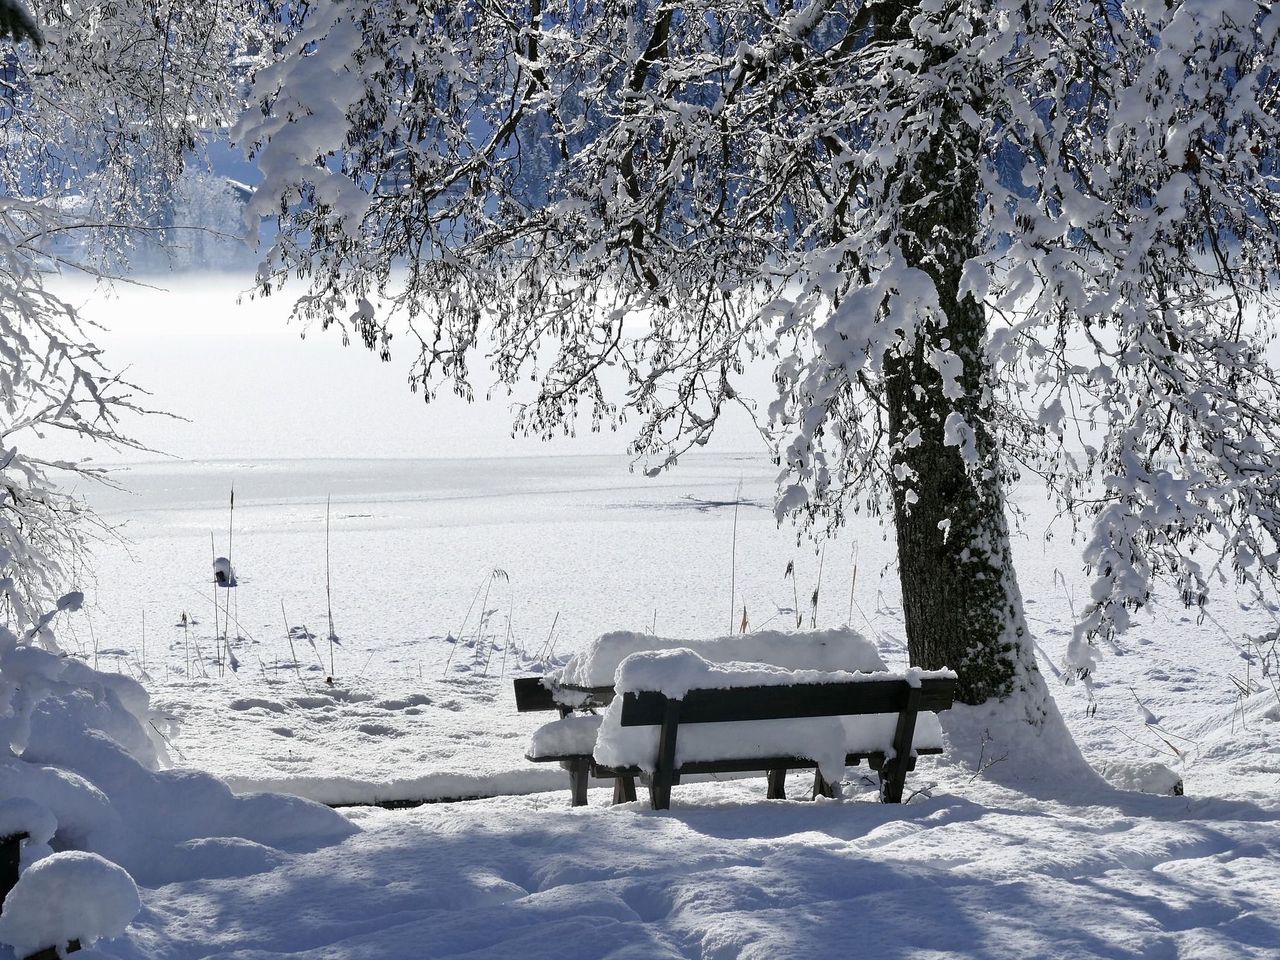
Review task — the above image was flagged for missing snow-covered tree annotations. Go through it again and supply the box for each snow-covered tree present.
[236,0,1280,723]
[0,1,254,629]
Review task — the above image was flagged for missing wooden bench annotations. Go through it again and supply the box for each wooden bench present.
[516,673,955,808]
[513,676,633,806]
[597,675,955,809]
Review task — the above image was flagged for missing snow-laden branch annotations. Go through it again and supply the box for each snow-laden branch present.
[239,0,1280,674]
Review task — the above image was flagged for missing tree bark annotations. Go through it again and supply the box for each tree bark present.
[880,2,1043,708]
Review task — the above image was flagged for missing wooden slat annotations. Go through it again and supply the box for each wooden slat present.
[512,676,558,712]
[514,677,615,712]
[620,677,955,726]
[556,684,617,708]
[523,751,591,764]
[24,940,82,960]
[594,750,888,778]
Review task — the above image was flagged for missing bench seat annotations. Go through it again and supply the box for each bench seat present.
[525,711,944,806]
[594,748,940,801]
[526,714,603,761]
[593,712,943,773]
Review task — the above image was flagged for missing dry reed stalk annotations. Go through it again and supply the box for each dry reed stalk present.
[325,495,337,678]
[847,542,859,626]
[728,479,742,635]
[811,545,825,628]
[281,600,305,685]
[539,610,561,662]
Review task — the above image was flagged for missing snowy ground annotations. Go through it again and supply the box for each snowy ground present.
[115,774,1280,960]
[29,449,1276,959]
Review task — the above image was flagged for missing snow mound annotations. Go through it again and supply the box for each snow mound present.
[0,641,162,767]
[555,627,886,688]
[12,692,357,883]
[0,850,139,957]
[940,693,1107,799]
[1096,759,1184,796]
[1178,690,1280,797]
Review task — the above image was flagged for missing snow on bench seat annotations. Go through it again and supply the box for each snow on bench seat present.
[553,627,887,689]
[526,715,603,761]
[594,712,943,778]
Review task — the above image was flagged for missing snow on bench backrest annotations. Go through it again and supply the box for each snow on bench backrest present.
[610,648,957,699]
[554,627,887,689]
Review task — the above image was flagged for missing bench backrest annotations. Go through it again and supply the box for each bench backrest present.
[513,675,614,713]
[513,676,558,712]
[613,675,955,807]
[619,677,956,726]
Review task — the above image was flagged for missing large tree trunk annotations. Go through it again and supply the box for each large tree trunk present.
[880,3,1044,709]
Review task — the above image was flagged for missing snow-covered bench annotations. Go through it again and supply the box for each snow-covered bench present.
[515,628,892,805]
[594,650,957,808]
[516,633,955,808]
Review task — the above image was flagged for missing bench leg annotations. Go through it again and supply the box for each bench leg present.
[612,775,637,804]
[812,770,837,800]
[882,689,922,803]
[766,768,787,800]
[1,833,26,915]
[569,758,590,807]
[879,765,905,803]
[649,778,673,810]
[649,696,681,811]
[878,755,918,803]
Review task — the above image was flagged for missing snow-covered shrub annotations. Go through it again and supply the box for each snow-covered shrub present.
[1,596,358,906]
[0,624,163,769]
[0,850,138,958]
[0,798,55,868]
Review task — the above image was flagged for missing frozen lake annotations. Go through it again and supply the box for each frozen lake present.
[61,451,1277,805]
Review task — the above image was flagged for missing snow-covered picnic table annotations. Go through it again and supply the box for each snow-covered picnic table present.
[515,629,956,807]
